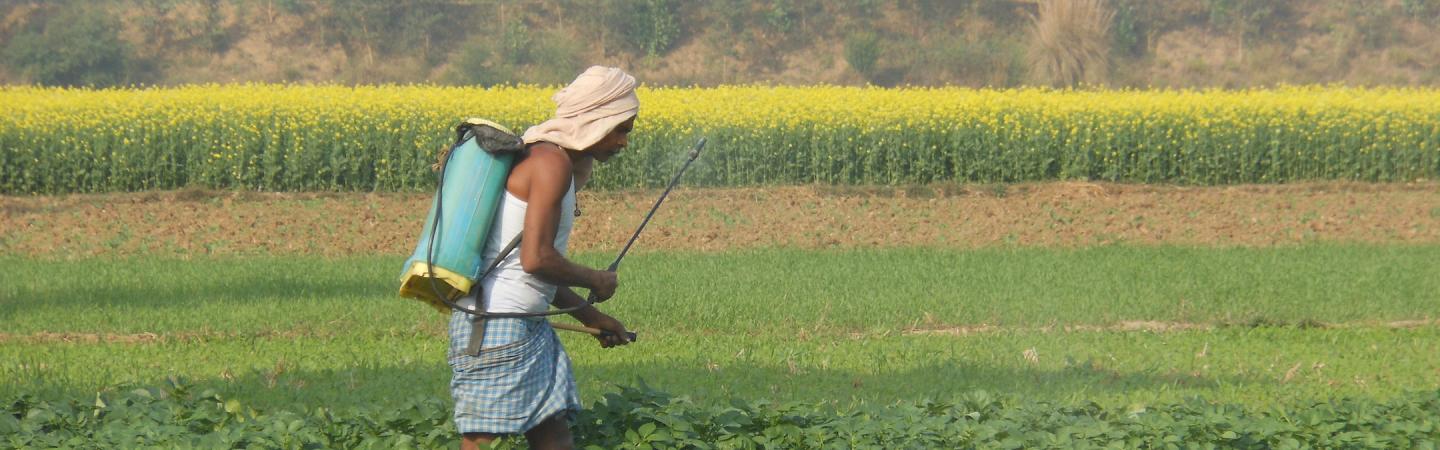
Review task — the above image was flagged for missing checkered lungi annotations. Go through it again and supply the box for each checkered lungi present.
[447,311,581,435]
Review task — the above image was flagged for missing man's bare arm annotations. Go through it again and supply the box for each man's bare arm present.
[516,146,617,300]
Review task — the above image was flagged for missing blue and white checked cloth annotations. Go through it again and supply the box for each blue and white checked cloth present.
[447,312,581,434]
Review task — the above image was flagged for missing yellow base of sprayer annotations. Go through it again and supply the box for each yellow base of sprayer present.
[398,262,473,314]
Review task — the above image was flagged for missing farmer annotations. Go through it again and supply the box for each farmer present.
[449,66,636,449]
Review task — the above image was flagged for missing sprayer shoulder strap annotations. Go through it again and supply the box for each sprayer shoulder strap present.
[478,233,522,280]
[465,233,522,356]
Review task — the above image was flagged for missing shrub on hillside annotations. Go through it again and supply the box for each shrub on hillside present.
[611,0,682,58]
[844,31,882,81]
[444,21,582,87]
[2,7,145,87]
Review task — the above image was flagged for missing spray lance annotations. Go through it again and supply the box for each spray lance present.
[425,137,707,342]
[549,137,706,340]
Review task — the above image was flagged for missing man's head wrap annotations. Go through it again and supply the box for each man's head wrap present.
[521,66,639,151]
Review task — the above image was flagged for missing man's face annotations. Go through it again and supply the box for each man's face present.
[586,116,635,163]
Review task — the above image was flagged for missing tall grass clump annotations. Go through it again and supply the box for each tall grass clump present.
[1027,0,1115,87]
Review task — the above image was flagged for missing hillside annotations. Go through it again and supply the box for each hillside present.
[1,0,1439,88]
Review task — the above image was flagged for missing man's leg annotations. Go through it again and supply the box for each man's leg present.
[522,414,574,450]
[461,433,499,450]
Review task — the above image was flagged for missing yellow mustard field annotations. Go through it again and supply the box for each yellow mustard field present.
[1,84,1437,193]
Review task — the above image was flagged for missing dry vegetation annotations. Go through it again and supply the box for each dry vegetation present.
[1027,0,1115,86]
[1,1,1438,87]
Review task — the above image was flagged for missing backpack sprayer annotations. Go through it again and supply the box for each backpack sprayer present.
[398,118,705,342]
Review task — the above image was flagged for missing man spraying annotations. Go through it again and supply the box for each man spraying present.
[449,66,636,449]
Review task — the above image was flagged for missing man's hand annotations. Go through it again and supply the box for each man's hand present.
[557,287,631,347]
[581,313,631,348]
[588,270,618,302]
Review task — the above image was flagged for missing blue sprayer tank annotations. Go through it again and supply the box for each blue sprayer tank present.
[398,118,523,313]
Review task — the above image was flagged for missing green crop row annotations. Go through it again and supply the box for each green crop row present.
[2,85,1438,194]
[5,380,1438,449]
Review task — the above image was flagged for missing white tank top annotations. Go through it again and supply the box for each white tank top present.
[458,177,576,314]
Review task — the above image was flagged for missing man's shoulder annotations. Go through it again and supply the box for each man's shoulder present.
[513,142,573,197]
[520,142,572,171]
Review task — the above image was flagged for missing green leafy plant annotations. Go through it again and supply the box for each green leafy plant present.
[1401,0,1439,17]
[6,381,1438,449]
[1205,0,1295,60]
[613,0,682,58]
[1110,0,1143,57]
[844,31,882,80]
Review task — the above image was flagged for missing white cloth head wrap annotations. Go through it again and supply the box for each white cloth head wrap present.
[521,66,639,151]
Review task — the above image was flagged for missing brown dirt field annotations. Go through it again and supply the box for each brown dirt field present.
[2,182,1438,258]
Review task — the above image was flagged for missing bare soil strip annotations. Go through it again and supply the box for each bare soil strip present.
[3,182,1437,257]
